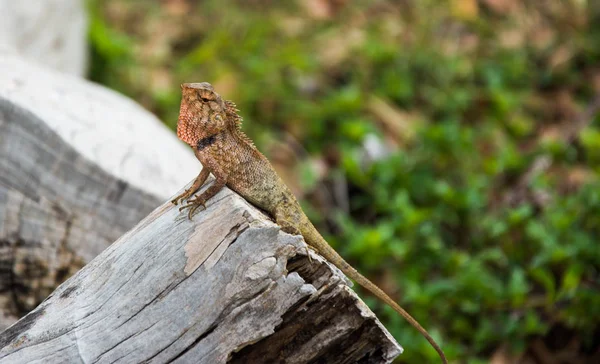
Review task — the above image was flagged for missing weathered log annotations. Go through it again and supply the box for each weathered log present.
[0,98,156,326]
[0,54,198,330]
[0,181,403,363]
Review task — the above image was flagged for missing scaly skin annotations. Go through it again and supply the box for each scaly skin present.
[172,82,447,364]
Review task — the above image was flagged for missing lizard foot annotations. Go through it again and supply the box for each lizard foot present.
[305,245,320,264]
[179,197,207,219]
[171,188,194,205]
[305,245,313,263]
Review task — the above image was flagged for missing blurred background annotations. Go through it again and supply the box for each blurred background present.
[61,0,600,362]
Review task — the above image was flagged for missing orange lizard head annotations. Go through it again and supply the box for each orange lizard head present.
[177,82,229,146]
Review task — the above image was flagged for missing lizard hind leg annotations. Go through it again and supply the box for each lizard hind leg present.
[277,219,302,236]
[274,206,315,262]
[274,202,304,236]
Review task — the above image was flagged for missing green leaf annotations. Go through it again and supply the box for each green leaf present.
[558,263,584,299]
[529,267,556,303]
[508,268,529,306]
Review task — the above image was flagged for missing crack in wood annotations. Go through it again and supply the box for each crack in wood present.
[171,323,218,363]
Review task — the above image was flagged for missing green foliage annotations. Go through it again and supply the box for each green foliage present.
[339,133,600,360]
[88,0,600,361]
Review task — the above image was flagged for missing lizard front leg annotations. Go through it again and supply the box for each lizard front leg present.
[180,177,226,219]
[171,167,210,205]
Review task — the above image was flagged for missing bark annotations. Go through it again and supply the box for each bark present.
[0,183,403,364]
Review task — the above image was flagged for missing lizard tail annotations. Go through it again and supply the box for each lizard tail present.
[301,221,448,364]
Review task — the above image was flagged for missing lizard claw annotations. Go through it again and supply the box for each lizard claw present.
[305,245,319,263]
[171,188,193,205]
[187,203,205,219]
[306,246,313,263]
[179,197,206,219]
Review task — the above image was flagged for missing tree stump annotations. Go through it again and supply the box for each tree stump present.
[0,181,403,363]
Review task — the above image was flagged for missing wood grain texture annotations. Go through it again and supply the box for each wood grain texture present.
[0,181,403,364]
[0,99,161,330]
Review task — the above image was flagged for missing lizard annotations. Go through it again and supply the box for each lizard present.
[171,82,448,364]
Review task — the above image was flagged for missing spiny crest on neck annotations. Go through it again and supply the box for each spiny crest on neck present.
[224,99,255,146]
[224,100,242,129]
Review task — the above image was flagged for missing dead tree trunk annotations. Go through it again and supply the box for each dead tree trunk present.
[0,181,402,363]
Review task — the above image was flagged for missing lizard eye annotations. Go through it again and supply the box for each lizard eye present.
[201,97,210,102]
